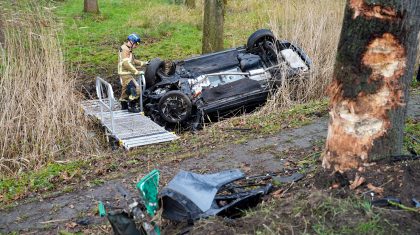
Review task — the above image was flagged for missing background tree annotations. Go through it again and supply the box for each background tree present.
[0,14,3,46]
[185,0,195,8]
[84,0,99,14]
[202,0,225,53]
[323,0,420,173]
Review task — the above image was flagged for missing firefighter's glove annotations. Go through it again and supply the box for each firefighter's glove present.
[134,70,141,75]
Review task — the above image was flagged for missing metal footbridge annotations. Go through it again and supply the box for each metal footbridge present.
[81,76,178,150]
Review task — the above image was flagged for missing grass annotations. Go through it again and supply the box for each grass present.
[0,1,96,177]
[309,196,386,235]
[404,117,420,154]
[235,192,393,235]
[0,99,328,207]
[0,161,83,202]
[55,0,345,95]
[56,0,202,76]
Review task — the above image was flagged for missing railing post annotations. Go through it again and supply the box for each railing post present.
[96,76,116,134]
[96,77,104,121]
[138,71,145,114]
[108,84,115,133]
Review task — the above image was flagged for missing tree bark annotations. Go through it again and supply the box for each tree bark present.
[84,0,99,14]
[0,11,4,46]
[185,0,195,8]
[323,0,420,172]
[202,0,224,53]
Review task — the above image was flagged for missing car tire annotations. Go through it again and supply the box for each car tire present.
[158,91,192,124]
[246,29,276,52]
[145,58,165,89]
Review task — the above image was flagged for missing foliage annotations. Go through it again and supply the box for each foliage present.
[0,0,96,177]
[404,118,420,154]
[0,161,83,202]
[239,192,393,234]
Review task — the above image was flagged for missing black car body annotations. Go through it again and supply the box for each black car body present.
[142,29,312,128]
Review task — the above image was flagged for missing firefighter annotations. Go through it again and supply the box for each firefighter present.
[118,33,148,113]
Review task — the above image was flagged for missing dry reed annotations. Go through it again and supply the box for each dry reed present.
[0,1,96,177]
[262,0,346,109]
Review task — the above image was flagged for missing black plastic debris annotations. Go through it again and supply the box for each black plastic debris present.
[76,218,91,226]
[371,196,401,207]
[160,169,272,222]
[272,172,304,184]
[107,211,145,235]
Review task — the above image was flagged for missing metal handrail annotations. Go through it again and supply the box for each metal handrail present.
[137,72,146,113]
[96,76,116,133]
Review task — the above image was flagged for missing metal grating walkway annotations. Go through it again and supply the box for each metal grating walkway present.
[81,99,178,150]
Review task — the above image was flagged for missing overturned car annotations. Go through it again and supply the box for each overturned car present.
[143,29,311,128]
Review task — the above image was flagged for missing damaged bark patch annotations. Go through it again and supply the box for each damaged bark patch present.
[349,0,400,20]
[323,33,406,172]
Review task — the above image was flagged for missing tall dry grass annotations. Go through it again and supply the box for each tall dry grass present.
[262,0,346,109]
[193,0,345,108]
[0,1,96,177]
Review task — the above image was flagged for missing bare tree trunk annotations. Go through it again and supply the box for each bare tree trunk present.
[0,10,4,46]
[185,0,195,8]
[84,0,99,14]
[323,0,420,172]
[202,0,224,53]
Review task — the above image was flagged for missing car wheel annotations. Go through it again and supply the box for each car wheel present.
[145,58,165,89]
[246,29,276,52]
[158,91,192,124]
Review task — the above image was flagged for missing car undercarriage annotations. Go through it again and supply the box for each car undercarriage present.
[141,29,312,129]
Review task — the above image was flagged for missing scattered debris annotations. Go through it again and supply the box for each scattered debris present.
[272,172,304,184]
[65,222,78,229]
[387,200,420,213]
[99,169,280,234]
[412,198,420,208]
[349,174,365,190]
[76,218,91,226]
[366,183,384,195]
[39,219,68,224]
[371,196,401,207]
[332,171,350,188]
[271,189,284,199]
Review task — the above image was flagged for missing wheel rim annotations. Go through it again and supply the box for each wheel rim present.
[161,96,188,122]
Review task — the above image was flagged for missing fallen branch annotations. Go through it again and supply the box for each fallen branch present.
[39,219,67,224]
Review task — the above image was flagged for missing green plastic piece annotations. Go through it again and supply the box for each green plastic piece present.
[153,222,161,235]
[136,169,160,216]
[98,201,106,217]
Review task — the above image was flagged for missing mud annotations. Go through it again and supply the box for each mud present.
[0,94,418,234]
